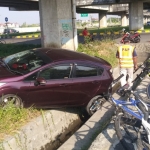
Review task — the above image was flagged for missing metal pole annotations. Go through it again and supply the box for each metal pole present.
[72,0,78,51]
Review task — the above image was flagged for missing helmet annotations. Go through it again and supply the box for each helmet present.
[122,28,125,32]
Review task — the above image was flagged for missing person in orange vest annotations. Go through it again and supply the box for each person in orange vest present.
[116,39,138,89]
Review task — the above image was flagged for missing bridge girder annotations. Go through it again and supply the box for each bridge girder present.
[0,0,149,11]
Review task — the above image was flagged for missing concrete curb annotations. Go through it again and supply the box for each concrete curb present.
[0,29,150,39]
[78,30,150,36]
[58,102,115,150]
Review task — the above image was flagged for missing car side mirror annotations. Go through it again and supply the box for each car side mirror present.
[34,77,46,86]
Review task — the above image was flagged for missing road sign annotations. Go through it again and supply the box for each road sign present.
[81,13,88,17]
[5,17,8,22]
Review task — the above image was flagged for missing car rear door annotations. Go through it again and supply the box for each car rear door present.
[26,63,73,108]
[67,63,104,106]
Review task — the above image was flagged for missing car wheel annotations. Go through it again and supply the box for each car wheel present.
[0,94,23,108]
[86,96,106,116]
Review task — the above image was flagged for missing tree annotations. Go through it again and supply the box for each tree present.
[21,22,27,27]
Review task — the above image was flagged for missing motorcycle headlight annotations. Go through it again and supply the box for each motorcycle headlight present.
[0,83,6,87]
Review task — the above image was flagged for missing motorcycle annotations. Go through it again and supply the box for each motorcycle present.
[120,29,140,43]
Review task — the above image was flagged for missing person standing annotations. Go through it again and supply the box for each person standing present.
[82,27,93,42]
[116,40,138,88]
[82,27,89,36]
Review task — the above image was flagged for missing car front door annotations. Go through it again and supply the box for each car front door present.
[26,63,73,108]
[67,63,104,106]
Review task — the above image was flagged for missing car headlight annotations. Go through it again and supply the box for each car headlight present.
[0,83,6,87]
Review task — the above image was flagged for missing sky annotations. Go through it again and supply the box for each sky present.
[0,7,40,25]
[0,7,120,25]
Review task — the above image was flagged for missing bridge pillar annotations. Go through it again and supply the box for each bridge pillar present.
[39,0,78,50]
[143,16,148,25]
[121,13,127,26]
[98,13,107,28]
[129,1,143,30]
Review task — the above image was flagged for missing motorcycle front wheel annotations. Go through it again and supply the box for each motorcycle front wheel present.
[134,37,140,43]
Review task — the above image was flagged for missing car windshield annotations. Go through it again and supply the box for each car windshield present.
[3,49,51,74]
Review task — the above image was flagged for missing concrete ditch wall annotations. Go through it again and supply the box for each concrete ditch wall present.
[0,109,82,150]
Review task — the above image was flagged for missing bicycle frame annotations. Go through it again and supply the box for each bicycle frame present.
[110,95,150,144]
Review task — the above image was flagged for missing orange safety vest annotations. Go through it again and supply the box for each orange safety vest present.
[118,45,135,68]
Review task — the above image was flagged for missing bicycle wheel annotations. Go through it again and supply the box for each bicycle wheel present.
[0,39,6,44]
[114,111,150,150]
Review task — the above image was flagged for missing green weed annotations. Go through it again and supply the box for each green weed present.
[0,103,40,142]
[77,40,118,68]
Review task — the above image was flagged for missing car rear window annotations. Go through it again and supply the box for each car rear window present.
[75,65,98,77]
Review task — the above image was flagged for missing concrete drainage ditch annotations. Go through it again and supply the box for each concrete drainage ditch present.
[0,108,88,150]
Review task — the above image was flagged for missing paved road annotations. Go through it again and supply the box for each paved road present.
[3,33,150,45]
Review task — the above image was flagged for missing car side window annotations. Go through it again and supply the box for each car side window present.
[75,65,98,78]
[98,67,104,76]
[24,72,38,81]
[39,64,72,80]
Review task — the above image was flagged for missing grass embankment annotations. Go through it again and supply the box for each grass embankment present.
[77,40,118,67]
[0,40,118,143]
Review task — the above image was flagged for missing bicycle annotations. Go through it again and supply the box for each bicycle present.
[107,57,150,150]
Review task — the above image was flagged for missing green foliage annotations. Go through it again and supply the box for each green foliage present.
[0,44,41,57]
[81,22,88,27]
[107,17,120,23]
[77,40,118,68]
[20,22,27,27]
[0,102,40,142]
[20,22,40,28]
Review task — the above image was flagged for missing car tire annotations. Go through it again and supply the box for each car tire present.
[86,96,106,116]
[0,94,23,108]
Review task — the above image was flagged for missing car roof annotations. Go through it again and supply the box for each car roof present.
[35,48,111,66]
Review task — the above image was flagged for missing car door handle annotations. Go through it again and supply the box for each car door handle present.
[59,84,66,87]
[92,81,100,84]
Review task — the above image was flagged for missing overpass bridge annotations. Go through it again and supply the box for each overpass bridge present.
[76,4,150,28]
[0,0,149,51]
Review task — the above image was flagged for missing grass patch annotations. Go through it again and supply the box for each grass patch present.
[0,103,41,142]
[77,39,118,68]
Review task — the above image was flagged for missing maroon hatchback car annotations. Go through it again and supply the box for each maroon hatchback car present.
[0,48,113,115]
